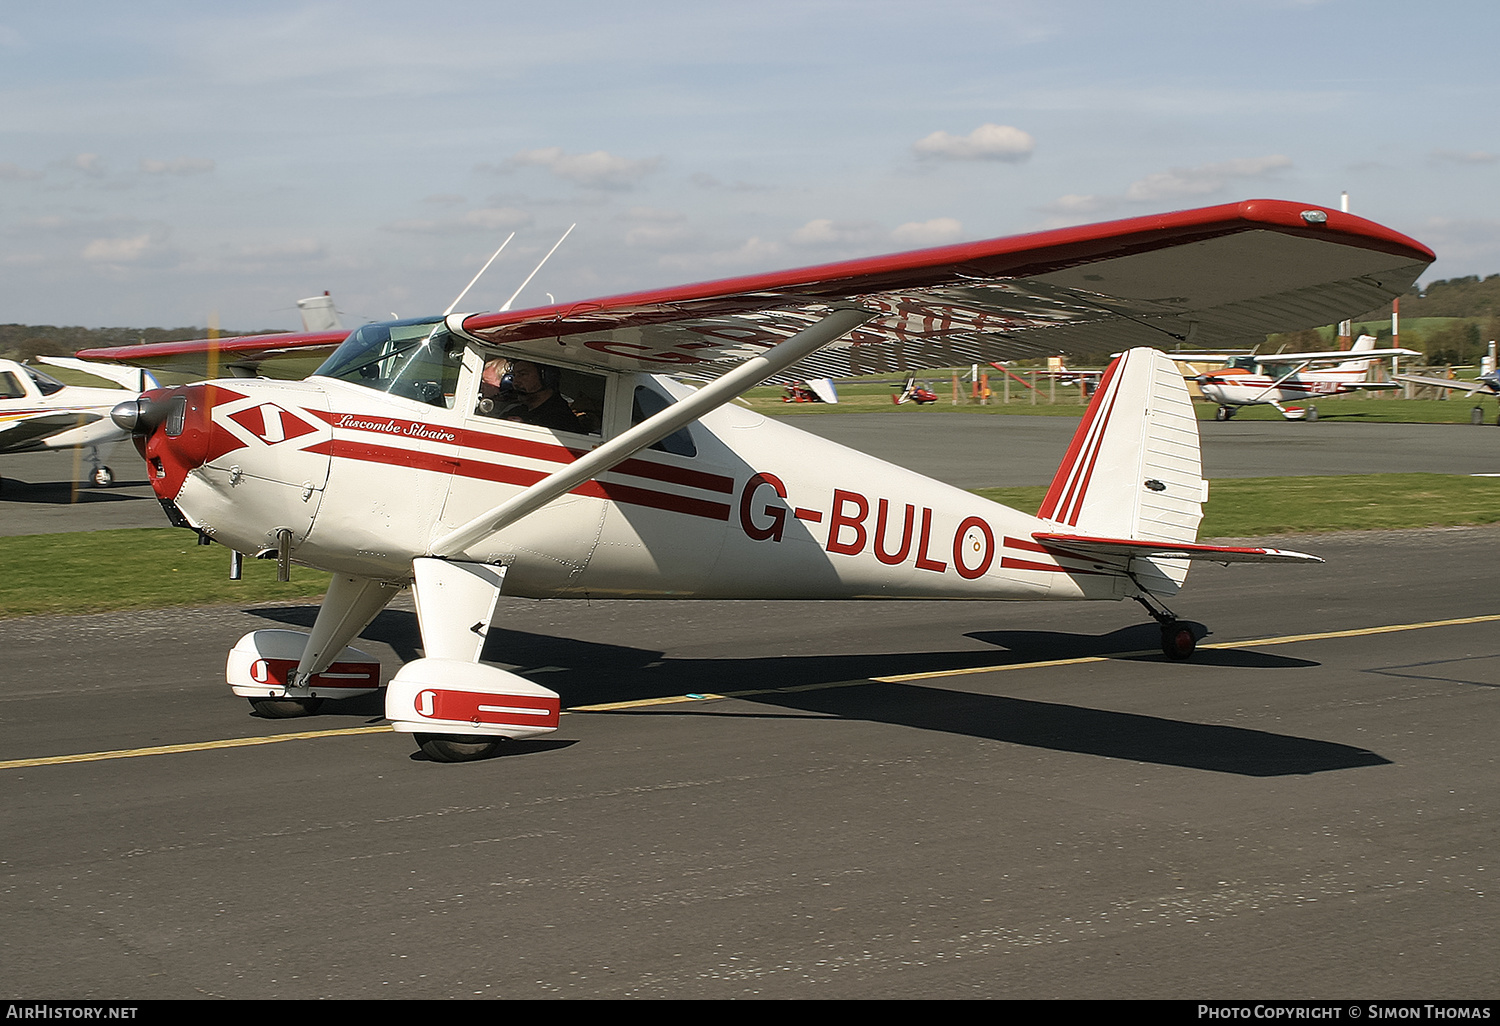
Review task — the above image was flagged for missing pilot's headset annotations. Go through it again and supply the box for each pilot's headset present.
[505,360,560,396]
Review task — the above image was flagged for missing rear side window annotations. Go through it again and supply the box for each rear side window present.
[632,385,696,457]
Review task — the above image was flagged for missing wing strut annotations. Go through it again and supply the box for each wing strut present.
[431,304,876,557]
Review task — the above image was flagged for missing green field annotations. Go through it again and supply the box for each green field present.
[4,473,1498,618]
[746,385,1500,424]
[974,473,1500,539]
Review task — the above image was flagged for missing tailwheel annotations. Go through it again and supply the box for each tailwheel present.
[1133,590,1197,661]
[1160,622,1197,661]
[249,697,325,718]
[415,733,507,763]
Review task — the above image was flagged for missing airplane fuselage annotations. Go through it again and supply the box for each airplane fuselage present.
[147,372,1137,605]
[1196,367,1379,408]
[0,359,130,454]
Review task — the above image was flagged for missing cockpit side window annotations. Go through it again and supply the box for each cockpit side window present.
[0,372,26,399]
[23,367,65,395]
[472,354,605,436]
[314,318,463,409]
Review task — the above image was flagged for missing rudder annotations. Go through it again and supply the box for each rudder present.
[1038,347,1207,547]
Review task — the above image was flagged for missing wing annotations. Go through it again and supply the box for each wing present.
[76,199,1432,385]
[1251,347,1421,364]
[1393,373,1498,396]
[76,329,349,380]
[35,356,158,392]
[455,199,1432,383]
[0,410,104,451]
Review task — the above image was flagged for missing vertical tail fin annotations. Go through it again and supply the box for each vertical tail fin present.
[1039,347,1207,550]
[1333,333,1379,374]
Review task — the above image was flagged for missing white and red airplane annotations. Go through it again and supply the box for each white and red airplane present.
[81,199,1433,762]
[1191,334,1419,421]
[0,357,158,491]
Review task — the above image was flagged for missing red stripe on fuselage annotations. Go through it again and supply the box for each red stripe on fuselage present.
[310,409,734,494]
[305,437,730,521]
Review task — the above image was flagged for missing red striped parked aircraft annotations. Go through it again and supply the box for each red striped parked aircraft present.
[82,200,1433,762]
[1192,333,1418,421]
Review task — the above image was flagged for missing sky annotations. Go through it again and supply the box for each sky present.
[2,0,1497,332]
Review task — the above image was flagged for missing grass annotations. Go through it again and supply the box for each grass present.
[747,387,1500,424]
[4,473,1500,617]
[0,529,330,618]
[973,473,1500,538]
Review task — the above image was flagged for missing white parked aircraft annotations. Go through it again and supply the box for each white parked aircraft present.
[0,357,157,490]
[82,199,1433,762]
[1192,334,1419,421]
[1391,367,1500,424]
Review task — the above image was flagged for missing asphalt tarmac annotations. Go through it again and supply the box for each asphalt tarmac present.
[2,413,1498,999]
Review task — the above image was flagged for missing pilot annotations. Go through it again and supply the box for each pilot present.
[478,357,581,433]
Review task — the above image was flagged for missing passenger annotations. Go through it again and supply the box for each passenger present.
[478,357,581,433]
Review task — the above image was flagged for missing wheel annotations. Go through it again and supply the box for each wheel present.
[90,466,114,488]
[415,733,506,763]
[1161,623,1196,660]
[249,697,324,718]
[1214,406,1230,421]
[1305,406,1318,423]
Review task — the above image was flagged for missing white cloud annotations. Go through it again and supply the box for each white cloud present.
[62,153,107,178]
[790,218,881,247]
[1430,150,1498,166]
[890,218,963,247]
[230,238,325,262]
[82,233,154,263]
[0,162,41,182]
[1043,194,1115,216]
[1124,155,1292,202]
[619,207,691,249]
[141,157,216,176]
[658,236,782,273]
[913,124,1034,162]
[385,207,534,235]
[498,147,661,189]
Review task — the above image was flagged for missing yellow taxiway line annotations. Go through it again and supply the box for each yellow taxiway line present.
[7,612,1500,771]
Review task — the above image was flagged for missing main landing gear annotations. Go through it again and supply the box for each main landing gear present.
[1213,405,1236,421]
[1133,593,1198,660]
[249,697,325,718]
[414,733,507,763]
[82,445,114,488]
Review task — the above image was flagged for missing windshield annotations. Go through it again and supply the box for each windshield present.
[313,317,463,408]
[23,366,65,396]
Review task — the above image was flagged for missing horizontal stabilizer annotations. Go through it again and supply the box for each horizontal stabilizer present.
[1034,532,1322,564]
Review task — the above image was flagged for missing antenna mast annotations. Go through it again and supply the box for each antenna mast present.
[444,233,516,316]
[500,224,576,312]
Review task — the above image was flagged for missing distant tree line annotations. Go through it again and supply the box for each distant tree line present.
[1379,273,1500,320]
[1262,273,1500,367]
[0,324,278,362]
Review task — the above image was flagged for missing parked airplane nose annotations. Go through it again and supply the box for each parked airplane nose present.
[110,390,171,435]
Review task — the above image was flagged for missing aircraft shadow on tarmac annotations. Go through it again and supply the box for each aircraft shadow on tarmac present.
[1367,654,1500,689]
[246,605,1383,777]
[0,478,151,504]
